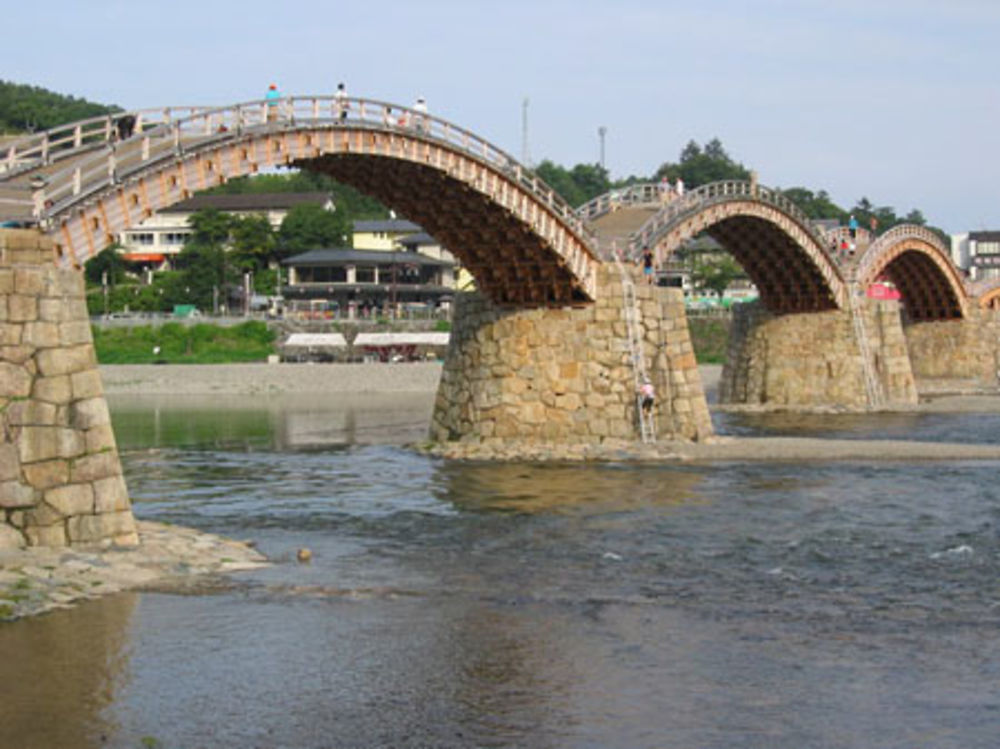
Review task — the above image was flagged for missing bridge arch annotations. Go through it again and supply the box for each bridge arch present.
[854,225,968,321]
[4,97,599,307]
[970,278,1000,310]
[627,181,848,314]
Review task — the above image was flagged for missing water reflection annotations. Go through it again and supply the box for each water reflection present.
[108,392,435,451]
[0,594,137,749]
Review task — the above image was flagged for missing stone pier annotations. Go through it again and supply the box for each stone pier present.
[719,299,918,408]
[0,230,137,549]
[431,265,713,446]
[904,310,997,386]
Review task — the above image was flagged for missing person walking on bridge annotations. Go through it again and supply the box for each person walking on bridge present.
[265,83,281,123]
[335,82,349,122]
[413,96,428,132]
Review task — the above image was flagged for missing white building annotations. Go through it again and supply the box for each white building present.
[117,192,335,266]
[951,231,1000,281]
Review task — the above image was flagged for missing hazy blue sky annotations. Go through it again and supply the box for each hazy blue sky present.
[4,0,997,232]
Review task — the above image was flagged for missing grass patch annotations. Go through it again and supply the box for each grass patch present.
[688,316,731,364]
[92,321,276,364]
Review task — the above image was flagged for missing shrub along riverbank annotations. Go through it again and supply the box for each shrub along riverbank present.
[91,317,730,365]
[91,321,275,364]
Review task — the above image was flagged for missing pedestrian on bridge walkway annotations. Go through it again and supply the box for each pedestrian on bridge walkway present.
[265,83,280,122]
[335,83,349,121]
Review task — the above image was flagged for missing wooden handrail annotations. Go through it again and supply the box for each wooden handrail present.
[24,95,595,248]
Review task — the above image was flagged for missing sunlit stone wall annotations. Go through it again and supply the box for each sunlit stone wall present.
[719,298,918,408]
[431,264,713,446]
[904,308,996,385]
[0,229,137,549]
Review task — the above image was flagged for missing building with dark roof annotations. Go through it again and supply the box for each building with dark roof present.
[282,247,455,318]
[952,230,1000,280]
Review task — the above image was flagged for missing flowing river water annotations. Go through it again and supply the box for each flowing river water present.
[2,393,1000,748]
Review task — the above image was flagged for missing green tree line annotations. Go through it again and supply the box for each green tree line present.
[0,80,119,134]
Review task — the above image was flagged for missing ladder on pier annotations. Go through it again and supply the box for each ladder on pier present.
[849,283,884,409]
[615,258,656,443]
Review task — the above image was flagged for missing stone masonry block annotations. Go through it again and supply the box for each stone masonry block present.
[85,423,118,453]
[16,426,86,464]
[0,323,22,346]
[22,459,70,490]
[0,444,19,482]
[59,320,93,347]
[0,361,32,398]
[8,295,38,323]
[67,510,136,545]
[33,375,72,404]
[0,524,26,550]
[22,321,59,348]
[0,481,38,509]
[71,369,104,400]
[71,451,121,484]
[45,483,95,517]
[25,523,68,547]
[38,297,65,322]
[36,344,95,377]
[0,268,12,294]
[71,397,111,430]
[54,268,85,298]
[94,475,130,513]
[14,268,44,296]
[5,399,58,426]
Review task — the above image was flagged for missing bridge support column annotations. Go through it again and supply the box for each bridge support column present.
[0,230,138,549]
[904,311,998,388]
[719,299,917,409]
[430,264,713,447]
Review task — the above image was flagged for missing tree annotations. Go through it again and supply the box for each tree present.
[277,203,352,257]
[84,244,128,286]
[230,214,277,271]
[654,138,750,189]
[691,254,744,298]
[782,188,844,220]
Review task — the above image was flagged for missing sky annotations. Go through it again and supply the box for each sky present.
[4,0,998,233]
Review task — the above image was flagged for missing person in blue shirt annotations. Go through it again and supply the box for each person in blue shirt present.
[848,214,858,240]
[265,83,280,122]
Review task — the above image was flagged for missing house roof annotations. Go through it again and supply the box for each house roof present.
[398,232,438,247]
[282,248,453,267]
[161,192,333,213]
[970,231,1000,243]
[353,219,421,233]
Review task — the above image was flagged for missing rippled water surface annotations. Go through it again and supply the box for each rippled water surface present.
[2,394,1000,748]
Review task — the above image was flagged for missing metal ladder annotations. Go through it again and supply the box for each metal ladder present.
[616,258,656,442]
[848,283,884,409]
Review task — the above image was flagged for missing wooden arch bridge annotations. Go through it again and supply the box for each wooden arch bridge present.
[0,96,600,307]
[0,98,977,319]
[581,182,974,321]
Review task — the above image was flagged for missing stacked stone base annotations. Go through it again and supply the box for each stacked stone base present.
[1,230,138,549]
[719,299,917,409]
[905,311,997,386]
[430,265,713,448]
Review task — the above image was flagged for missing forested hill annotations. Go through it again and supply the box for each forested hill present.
[0,80,119,134]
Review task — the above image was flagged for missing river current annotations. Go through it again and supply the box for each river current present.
[2,394,999,748]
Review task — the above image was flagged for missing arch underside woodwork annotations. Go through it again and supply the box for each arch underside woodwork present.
[41,125,597,308]
[300,154,590,307]
[706,216,840,314]
[876,249,964,321]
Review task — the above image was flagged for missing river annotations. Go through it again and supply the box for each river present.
[1,394,999,748]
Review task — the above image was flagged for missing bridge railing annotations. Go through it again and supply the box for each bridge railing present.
[24,95,595,247]
[0,107,212,179]
[627,180,829,258]
[852,224,954,284]
[576,183,661,220]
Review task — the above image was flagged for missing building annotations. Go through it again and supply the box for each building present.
[117,192,334,267]
[951,231,1000,281]
[281,246,455,318]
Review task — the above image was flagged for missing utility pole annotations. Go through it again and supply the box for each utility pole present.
[598,126,607,171]
[521,97,531,167]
